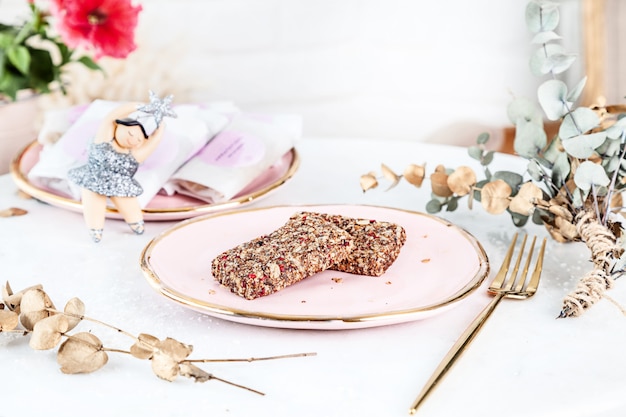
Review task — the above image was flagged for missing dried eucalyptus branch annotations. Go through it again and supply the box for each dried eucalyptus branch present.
[0,281,316,394]
[360,0,626,318]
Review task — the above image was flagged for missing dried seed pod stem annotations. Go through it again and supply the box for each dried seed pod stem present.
[3,282,316,395]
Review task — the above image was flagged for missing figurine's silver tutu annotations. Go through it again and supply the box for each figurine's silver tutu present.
[68,140,143,197]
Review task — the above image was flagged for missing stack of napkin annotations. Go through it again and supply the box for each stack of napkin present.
[28,100,301,208]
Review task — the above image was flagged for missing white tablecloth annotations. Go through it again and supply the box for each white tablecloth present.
[2,138,625,417]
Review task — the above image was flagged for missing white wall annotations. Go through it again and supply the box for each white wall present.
[2,0,581,147]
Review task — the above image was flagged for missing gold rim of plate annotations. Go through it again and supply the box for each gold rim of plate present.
[9,140,301,219]
[139,204,491,329]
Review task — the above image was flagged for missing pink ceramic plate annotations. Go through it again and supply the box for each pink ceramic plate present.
[10,141,299,221]
[140,204,489,329]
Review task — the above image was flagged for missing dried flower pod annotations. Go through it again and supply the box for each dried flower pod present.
[0,207,28,217]
[151,337,193,381]
[555,215,578,241]
[130,333,160,359]
[359,173,378,192]
[2,282,43,313]
[30,314,70,350]
[403,164,426,187]
[179,363,213,382]
[63,298,85,331]
[57,332,108,374]
[480,180,512,214]
[381,164,400,190]
[548,204,574,222]
[446,166,476,196]
[0,310,19,331]
[19,289,55,331]
[430,165,453,197]
[509,182,543,215]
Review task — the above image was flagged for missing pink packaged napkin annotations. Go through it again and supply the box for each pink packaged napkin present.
[161,112,301,203]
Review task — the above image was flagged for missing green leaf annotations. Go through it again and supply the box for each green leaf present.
[606,117,626,140]
[482,151,494,165]
[77,55,102,71]
[514,118,547,158]
[574,160,610,191]
[476,132,490,145]
[425,199,442,214]
[507,97,543,125]
[468,145,482,161]
[510,210,530,227]
[527,159,543,181]
[530,44,575,76]
[446,197,459,212]
[531,31,561,45]
[7,45,30,75]
[562,131,607,159]
[537,79,571,121]
[551,151,570,188]
[559,107,599,139]
[525,1,560,33]
[567,76,587,103]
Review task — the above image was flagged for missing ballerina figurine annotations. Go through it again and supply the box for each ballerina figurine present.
[68,92,176,242]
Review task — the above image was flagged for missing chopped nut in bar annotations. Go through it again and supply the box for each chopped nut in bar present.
[301,212,407,276]
[211,212,354,300]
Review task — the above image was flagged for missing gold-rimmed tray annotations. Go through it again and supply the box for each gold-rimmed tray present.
[10,141,300,221]
[140,204,490,330]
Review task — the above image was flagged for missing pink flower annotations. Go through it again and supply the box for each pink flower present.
[50,0,142,59]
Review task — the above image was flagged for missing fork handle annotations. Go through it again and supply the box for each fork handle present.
[409,293,505,414]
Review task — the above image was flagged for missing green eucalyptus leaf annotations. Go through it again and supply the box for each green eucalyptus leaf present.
[510,210,530,227]
[526,1,560,33]
[514,117,547,158]
[492,171,523,193]
[543,136,563,163]
[559,107,600,139]
[537,79,571,121]
[530,44,575,76]
[7,45,30,75]
[446,197,459,212]
[606,117,626,140]
[561,131,607,159]
[482,151,494,165]
[531,30,561,45]
[531,209,545,225]
[572,187,586,208]
[507,97,543,125]
[468,146,482,161]
[567,76,587,103]
[597,136,621,157]
[552,151,570,185]
[425,199,442,214]
[574,160,610,191]
[548,52,577,75]
[476,132,490,145]
[527,159,543,181]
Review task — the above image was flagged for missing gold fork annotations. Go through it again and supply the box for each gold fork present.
[409,233,546,415]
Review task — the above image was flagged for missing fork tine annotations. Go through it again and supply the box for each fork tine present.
[524,237,546,296]
[502,234,528,292]
[514,235,536,293]
[488,233,518,291]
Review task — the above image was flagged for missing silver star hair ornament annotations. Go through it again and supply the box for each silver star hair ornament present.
[137,90,177,127]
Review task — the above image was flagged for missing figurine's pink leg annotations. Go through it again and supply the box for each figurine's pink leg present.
[81,189,107,229]
[111,196,145,234]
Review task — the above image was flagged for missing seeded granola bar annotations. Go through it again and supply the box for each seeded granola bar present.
[302,212,407,276]
[211,212,354,300]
